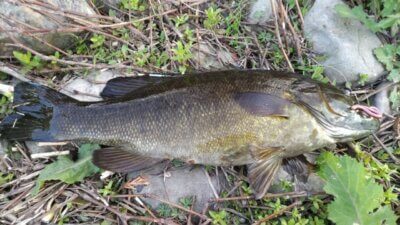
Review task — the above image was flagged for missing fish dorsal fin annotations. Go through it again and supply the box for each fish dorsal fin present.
[92,147,164,172]
[101,75,174,99]
[234,92,291,117]
[248,147,284,199]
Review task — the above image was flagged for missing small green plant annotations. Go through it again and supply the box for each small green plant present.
[90,34,106,49]
[99,180,116,197]
[317,152,398,225]
[13,51,43,72]
[173,14,189,27]
[132,47,149,67]
[204,7,222,30]
[209,210,227,225]
[0,95,13,119]
[172,41,192,74]
[358,73,369,86]
[335,1,399,34]
[311,65,330,83]
[374,44,400,82]
[120,0,146,11]
[0,172,14,185]
[179,196,193,209]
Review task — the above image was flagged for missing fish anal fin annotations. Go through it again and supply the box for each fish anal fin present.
[92,147,164,172]
[234,92,291,117]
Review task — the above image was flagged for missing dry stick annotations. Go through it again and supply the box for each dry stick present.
[252,201,301,225]
[0,62,30,82]
[203,167,219,199]
[271,0,294,72]
[30,150,70,159]
[211,191,309,202]
[280,2,303,61]
[372,133,400,163]
[5,41,146,72]
[75,190,128,225]
[278,0,290,52]
[294,0,305,30]
[359,81,398,101]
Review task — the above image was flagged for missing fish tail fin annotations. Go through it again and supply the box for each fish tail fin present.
[0,82,76,141]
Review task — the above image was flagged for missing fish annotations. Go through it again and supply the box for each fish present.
[0,70,380,198]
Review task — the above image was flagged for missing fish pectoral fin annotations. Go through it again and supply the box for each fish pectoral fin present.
[92,147,164,172]
[101,75,173,99]
[248,156,282,199]
[233,92,291,117]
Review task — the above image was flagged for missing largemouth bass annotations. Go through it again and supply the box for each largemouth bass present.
[0,70,380,198]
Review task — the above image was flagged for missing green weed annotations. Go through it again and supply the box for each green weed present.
[204,6,222,30]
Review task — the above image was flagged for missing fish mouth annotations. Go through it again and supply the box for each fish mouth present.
[299,103,379,140]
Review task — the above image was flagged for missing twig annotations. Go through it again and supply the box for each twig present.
[294,0,305,30]
[0,62,30,82]
[211,191,309,202]
[271,0,294,72]
[203,167,219,199]
[37,142,68,146]
[372,133,400,163]
[30,150,70,159]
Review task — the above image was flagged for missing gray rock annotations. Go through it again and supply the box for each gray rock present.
[60,70,122,102]
[373,82,393,115]
[304,0,384,85]
[129,165,224,212]
[247,0,276,24]
[129,161,324,212]
[191,43,237,70]
[0,0,96,55]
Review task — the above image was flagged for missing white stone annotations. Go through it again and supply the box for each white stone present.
[304,0,384,85]
[60,70,122,102]
[247,0,276,24]
[191,42,237,70]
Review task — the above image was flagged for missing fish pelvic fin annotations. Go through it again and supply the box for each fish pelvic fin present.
[282,155,313,183]
[248,147,284,199]
[0,82,77,141]
[92,147,165,172]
